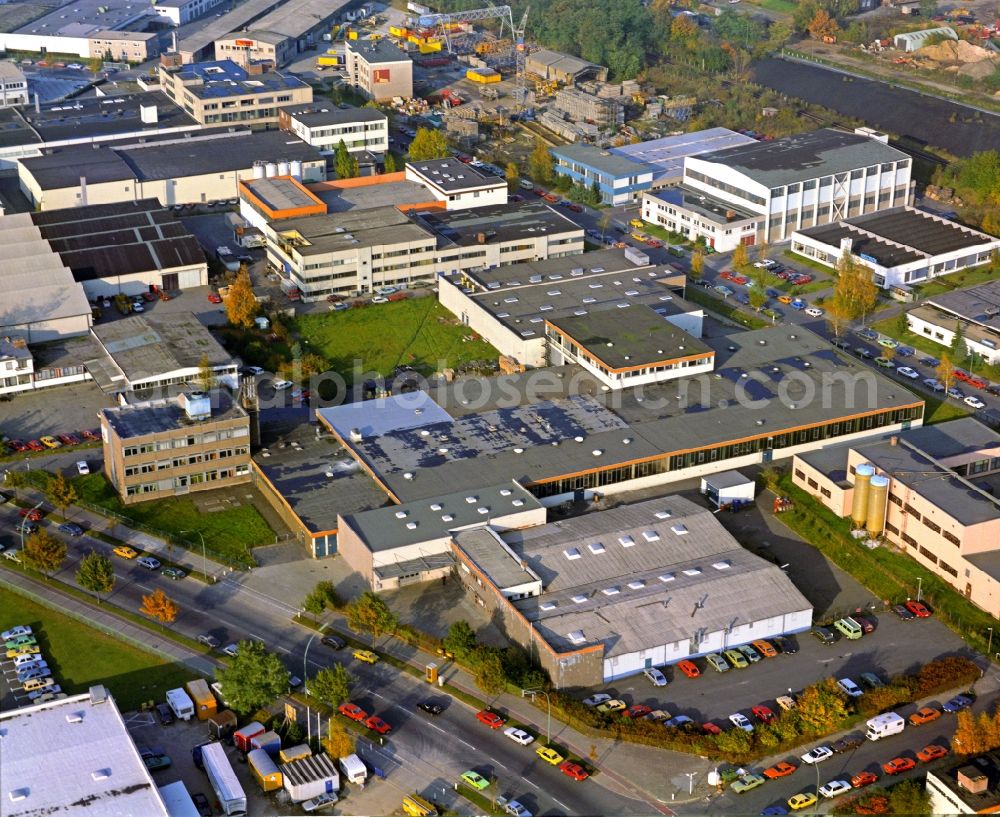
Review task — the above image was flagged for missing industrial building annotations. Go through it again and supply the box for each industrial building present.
[0,92,201,169]
[263,201,584,301]
[641,127,913,248]
[551,128,755,205]
[18,128,326,210]
[0,687,171,817]
[792,418,1000,618]
[345,38,413,101]
[239,176,328,229]
[279,105,389,155]
[158,58,312,127]
[0,335,92,397]
[337,481,546,590]
[525,49,607,83]
[905,280,1000,366]
[100,389,251,503]
[404,158,507,210]
[214,31,297,67]
[86,312,237,395]
[927,754,1000,814]
[0,62,28,108]
[438,250,692,369]
[551,88,624,130]
[154,0,228,25]
[451,495,812,687]
[893,26,958,51]
[791,207,1000,291]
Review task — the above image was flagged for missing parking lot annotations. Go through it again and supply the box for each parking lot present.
[1,624,65,707]
[0,381,110,457]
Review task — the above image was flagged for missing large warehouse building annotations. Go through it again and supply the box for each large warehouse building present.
[452,495,812,687]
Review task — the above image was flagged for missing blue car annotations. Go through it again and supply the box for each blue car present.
[736,294,750,305]
[790,299,806,310]
[855,328,879,341]
[896,345,914,357]
[944,694,974,713]
[58,522,84,536]
[761,807,789,816]
[766,288,781,298]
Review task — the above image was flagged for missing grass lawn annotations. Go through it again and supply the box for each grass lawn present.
[686,287,769,330]
[872,315,1000,382]
[73,474,273,567]
[909,263,998,300]
[749,0,797,13]
[916,392,970,424]
[296,297,498,383]
[0,589,195,711]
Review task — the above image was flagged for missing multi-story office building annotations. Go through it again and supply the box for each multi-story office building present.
[100,390,251,504]
[641,127,913,249]
[344,38,413,101]
[279,106,388,155]
[158,58,312,127]
[215,31,296,68]
[153,0,227,25]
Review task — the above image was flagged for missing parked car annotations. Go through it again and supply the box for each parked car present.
[851,771,879,788]
[352,649,378,664]
[917,744,949,762]
[811,626,837,645]
[892,604,916,621]
[162,568,186,580]
[155,702,175,725]
[731,774,766,793]
[676,659,700,678]
[763,762,798,779]
[943,694,974,713]
[752,705,775,723]
[418,701,444,716]
[191,793,212,817]
[837,678,864,698]
[905,600,932,618]
[503,727,534,746]
[57,523,84,536]
[788,792,818,811]
[137,556,161,570]
[365,715,391,735]
[896,366,919,379]
[831,735,863,753]
[819,780,852,799]
[729,713,754,732]
[113,545,138,559]
[883,757,917,775]
[909,706,941,726]
[460,771,490,790]
[801,746,834,764]
[559,761,589,781]
[2,626,32,640]
[321,635,346,650]
[337,702,368,722]
[582,693,612,707]
[595,699,626,714]
[859,672,884,689]
[771,635,798,655]
[643,667,668,686]
[476,710,506,729]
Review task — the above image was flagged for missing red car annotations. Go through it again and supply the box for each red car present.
[543,194,559,203]
[917,744,948,763]
[719,270,733,280]
[702,722,721,735]
[627,704,652,719]
[752,705,775,723]
[57,433,80,446]
[80,429,100,441]
[337,702,368,722]
[25,440,44,452]
[365,715,392,735]
[851,771,879,788]
[763,761,797,779]
[855,616,875,634]
[559,761,589,781]
[677,660,700,679]
[968,377,989,390]
[905,600,932,618]
[883,757,917,775]
[6,440,27,452]
[476,710,506,729]
[19,508,43,522]
[208,292,223,304]
[568,204,583,213]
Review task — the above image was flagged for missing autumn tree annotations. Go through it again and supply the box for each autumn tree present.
[140,588,178,626]
[217,640,290,713]
[23,528,67,577]
[384,152,397,173]
[954,709,984,754]
[76,551,115,603]
[732,242,749,273]
[937,353,955,391]
[505,161,520,194]
[225,266,257,329]
[807,8,840,40]
[529,137,554,185]
[345,590,397,646]
[408,127,449,161]
[475,647,507,696]
[690,249,705,283]
[671,13,700,45]
[797,678,850,733]
[833,251,878,324]
[756,238,770,264]
[334,139,360,179]
[826,298,850,338]
[197,353,215,393]
[48,471,78,511]
[322,720,355,758]
[309,664,354,707]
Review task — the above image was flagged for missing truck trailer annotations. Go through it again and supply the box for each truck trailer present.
[202,741,248,815]
[865,712,905,741]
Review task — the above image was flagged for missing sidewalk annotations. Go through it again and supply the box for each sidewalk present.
[1,569,219,678]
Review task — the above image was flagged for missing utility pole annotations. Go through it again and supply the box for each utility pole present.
[522,688,551,744]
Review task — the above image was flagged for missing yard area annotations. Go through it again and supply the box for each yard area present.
[296,297,498,383]
[909,263,997,300]
[0,588,194,711]
[73,474,274,567]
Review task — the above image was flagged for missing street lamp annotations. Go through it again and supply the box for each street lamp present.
[522,688,551,745]
[988,626,994,657]
[683,771,697,795]
[917,577,923,603]
[18,499,44,551]
[179,529,208,582]
[303,621,329,696]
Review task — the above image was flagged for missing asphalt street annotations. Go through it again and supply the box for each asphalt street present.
[0,502,651,817]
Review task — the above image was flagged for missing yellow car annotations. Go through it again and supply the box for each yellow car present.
[777,295,793,305]
[788,793,818,811]
[536,746,565,765]
[353,649,379,664]
[629,218,644,228]
[39,436,62,449]
[113,545,138,559]
[595,698,626,714]
[6,644,40,659]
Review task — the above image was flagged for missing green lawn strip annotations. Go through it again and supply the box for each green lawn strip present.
[0,559,211,654]
[639,223,691,245]
[72,473,271,567]
[0,440,102,467]
[0,581,198,711]
[771,474,995,655]
[455,784,503,814]
[296,298,498,383]
[919,393,971,425]
[685,287,769,330]
[871,315,1000,383]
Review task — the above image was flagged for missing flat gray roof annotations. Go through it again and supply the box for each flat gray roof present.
[341,481,541,553]
[649,186,760,224]
[696,128,909,188]
[101,389,245,439]
[613,128,756,183]
[242,177,321,213]
[277,206,431,256]
[925,280,1000,335]
[548,303,712,369]
[287,105,386,128]
[407,158,501,193]
[799,207,996,268]
[417,202,581,248]
[314,180,433,213]
[551,143,648,179]
[347,37,412,65]
[89,312,233,387]
[458,496,811,657]
[526,49,602,77]
[460,249,645,291]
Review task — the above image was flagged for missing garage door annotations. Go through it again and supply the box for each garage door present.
[178,268,206,289]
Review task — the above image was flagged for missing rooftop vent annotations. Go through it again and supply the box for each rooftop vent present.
[180,391,211,421]
[512,499,524,506]
[683,567,702,576]
[465,496,477,503]
[477,507,489,515]
[441,514,453,522]
[349,428,363,442]
[619,535,635,547]
[588,542,606,554]
[406,522,417,530]
[540,601,557,611]
[500,488,512,496]
[571,594,587,604]
[91,769,111,781]
[628,580,645,590]
[567,630,587,644]
[395,510,408,519]
[712,560,731,570]
[601,586,620,596]
[564,547,582,560]
[65,712,84,724]
[671,524,689,536]
[654,510,672,519]
[658,573,675,583]
[642,530,660,542]
[403,472,414,480]
[430,503,442,511]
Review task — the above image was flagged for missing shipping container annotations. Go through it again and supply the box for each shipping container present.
[186,679,218,721]
[234,721,266,753]
[251,730,282,756]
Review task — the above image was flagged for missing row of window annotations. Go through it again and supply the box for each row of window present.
[121,427,248,457]
[124,464,251,496]
[123,447,249,476]
[685,169,766,207]
[887,522,958,577]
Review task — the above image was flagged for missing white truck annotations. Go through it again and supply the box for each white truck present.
[202,741,248,816]
[865,712,905,741]
[338,754,367,786]
[165,688,194,721]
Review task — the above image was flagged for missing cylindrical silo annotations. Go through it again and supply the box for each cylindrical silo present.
[252,162,265,179]
[851,463,874,526]
[264,162,278,178]
[290,160,303,179]
[277,160,290,177]
[866,475,889,536]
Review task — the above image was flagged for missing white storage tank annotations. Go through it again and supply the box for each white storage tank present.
[290,160,303,179]
[264,162,278,177]
[277,160,290,176]
[253,162,266,179]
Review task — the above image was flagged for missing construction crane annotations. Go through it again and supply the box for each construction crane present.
[419,4,516,54]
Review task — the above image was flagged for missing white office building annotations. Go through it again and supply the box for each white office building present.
[281,106,389,155]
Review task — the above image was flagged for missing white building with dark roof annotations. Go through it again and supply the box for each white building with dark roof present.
[404,158,507,210]
[0,687,170,817]
[452,495,812,687]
